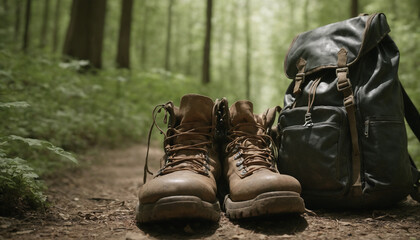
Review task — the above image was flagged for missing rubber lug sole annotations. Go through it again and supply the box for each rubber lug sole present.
[136,195,221,223]
[224,191,305,219]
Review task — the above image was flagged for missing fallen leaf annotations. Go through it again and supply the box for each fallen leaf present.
[16,230,34,235]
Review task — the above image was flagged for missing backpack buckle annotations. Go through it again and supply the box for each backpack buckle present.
[344,95,355,107]
[336,67,352,92]
[336,67,349,75]
[337,77,352,91]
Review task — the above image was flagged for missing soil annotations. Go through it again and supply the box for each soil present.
[0,144,419,240]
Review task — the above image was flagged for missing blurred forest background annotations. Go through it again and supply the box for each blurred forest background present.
[0,0,419,214]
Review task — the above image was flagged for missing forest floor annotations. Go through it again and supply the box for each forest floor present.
[0,144,419,240]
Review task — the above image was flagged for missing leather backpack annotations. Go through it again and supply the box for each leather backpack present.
[276,13,420,208]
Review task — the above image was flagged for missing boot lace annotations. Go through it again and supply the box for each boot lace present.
[143,103,213,183]
[225,123,277,177]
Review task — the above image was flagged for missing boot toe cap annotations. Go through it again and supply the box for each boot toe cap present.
[229,170,301,202]
[139,171,217,204]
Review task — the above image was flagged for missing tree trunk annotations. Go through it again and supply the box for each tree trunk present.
[351,0,358,17]
[245,0,251,99]
[116,0,134,69]
[63,0,107,69]
[3,0,8,11]
[39,0,50,48]
[202,0,213,84]
[185,2,193,76]
[52,0,61,52]
[217,2,226,80]
[14,0,21,42]
[173,8,181,71]
[22,0,31,53]
[140,0,149,69]
[228,0,237,84]
[164,0,174,72]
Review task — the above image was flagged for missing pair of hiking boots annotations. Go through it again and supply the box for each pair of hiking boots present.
[136,94,305,223]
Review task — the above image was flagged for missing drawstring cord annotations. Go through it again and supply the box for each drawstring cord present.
[143,102,173,184]
[303,77,321,127]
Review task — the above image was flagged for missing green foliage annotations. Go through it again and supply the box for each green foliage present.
[7,135,78,164]
[0,156,46,216]
[0,97,78,214]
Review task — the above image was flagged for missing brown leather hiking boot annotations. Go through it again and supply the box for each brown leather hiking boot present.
[220,100,305,219]
[136,94,222,223]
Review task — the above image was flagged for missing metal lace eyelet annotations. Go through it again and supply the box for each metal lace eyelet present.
[240,169,248,175]
[233,150,242,160]
[236,158,244,167]
[232,144,239,153]
[204,163,211,170]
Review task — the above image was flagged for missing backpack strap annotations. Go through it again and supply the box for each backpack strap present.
[401,85,420,202]
[293,58,307,96]
[336,48,361,188]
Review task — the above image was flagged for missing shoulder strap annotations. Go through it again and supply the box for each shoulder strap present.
[401,85,420,202]
[402,86,420,141]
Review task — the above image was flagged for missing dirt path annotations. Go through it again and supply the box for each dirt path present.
[0,144,419,239]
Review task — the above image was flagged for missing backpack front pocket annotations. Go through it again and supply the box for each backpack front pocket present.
[278,106,352,197]
[362,116,412,193]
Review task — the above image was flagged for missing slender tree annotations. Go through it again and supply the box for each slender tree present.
[164,0,174,72]
[3,0,8,11]
[351,0,358,17]
[14,0,21,42]
[228,0,238,84]
[116,0,134,68]
[173,5,181,71]
[185,1,194,76]
[22,0,31,53]
[63,0,107,69]
[217,1,226,80]
[245,0,251,99]
[52,0,61,52]
[140,0,149,69]
[202,0,213,84]
[39,0,50,48]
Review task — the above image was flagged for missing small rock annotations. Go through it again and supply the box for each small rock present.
[59,213,69,220]
[340,221,353,226]
[63,221,72,226]
[0,224,11,229]
[231,234,245,239]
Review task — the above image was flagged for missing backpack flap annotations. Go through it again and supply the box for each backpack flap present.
[284,13,390,84]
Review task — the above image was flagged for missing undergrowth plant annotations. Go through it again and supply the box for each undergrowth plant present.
[0,102,78,215]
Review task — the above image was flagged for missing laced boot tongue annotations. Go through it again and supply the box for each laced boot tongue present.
[230,101,259,134]
[229,100,267,149]
[173,94,214,146]
[158,95,214,177]
[229,101,273,173]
